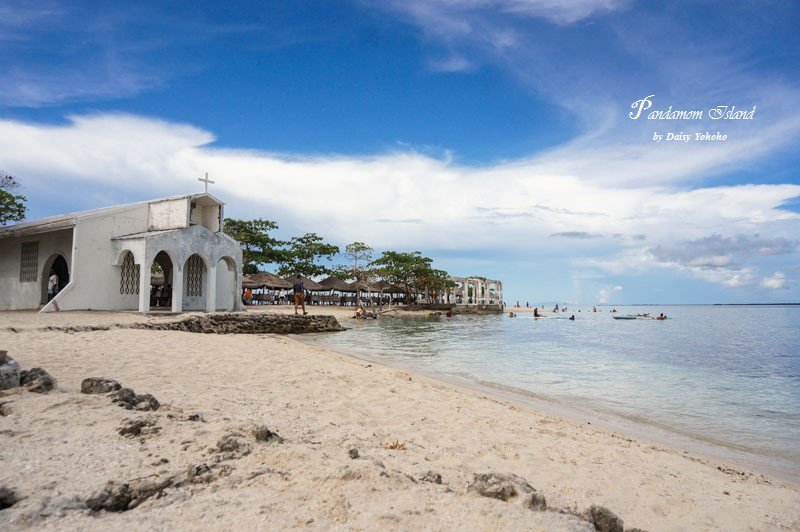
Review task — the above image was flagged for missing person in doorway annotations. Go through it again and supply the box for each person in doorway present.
[293,275,307,315]
[47,269,59,301]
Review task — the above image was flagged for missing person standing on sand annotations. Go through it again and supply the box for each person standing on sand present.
[47,269,59,301]
[293,275,307,315]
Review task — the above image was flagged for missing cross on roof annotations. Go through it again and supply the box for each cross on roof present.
[198,172,215,193]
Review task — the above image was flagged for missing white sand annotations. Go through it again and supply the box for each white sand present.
[1,308,798,531]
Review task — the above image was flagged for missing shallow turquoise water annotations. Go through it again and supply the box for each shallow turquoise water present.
[303,305,800,480]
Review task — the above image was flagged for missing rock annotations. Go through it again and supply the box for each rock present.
[348,447,360,459]
[110,388,160,411]
[20,367,55,393]
[0,402,10,416]
[80,377,121,395]
[468,472,547,510]
[419,470,442,484]
[118,418,159,438]
[216,434,250,456]
[185,463,232,484]
[0,352,20,391]
[127,313,344,335]
[187,413,204,422]
[583,505,624,532]
[254,425,283,443]
[132,393,160,412]
[86,477,173,512]
[0,485,19,510]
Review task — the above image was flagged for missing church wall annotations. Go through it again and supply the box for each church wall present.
[0,229,73,310]
[50,211,148,311]
[149,198,189,231]
[215,260,235,311]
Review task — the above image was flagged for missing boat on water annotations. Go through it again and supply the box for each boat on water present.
[612,315,638,320]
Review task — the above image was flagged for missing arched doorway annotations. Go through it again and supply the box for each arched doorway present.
[41,254,69,305]
[182,253,207,311]
[150,251,174,310]
[215,256,237,311]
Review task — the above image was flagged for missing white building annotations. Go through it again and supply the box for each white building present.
[0,193,243,313]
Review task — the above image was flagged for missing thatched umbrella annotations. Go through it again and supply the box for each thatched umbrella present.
[250,272,292,289]
[319,275,351,292]
[242,275,261,289]
[284,275,325,292]
[345,279,374,293]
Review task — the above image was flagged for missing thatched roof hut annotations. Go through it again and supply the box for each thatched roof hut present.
[318,275,351,292]
[244,272,292,289]
[372,279,403,293]
[284,275,325,291]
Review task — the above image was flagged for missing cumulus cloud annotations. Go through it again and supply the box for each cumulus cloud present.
[761,272,788,290]
[650,234,797,265]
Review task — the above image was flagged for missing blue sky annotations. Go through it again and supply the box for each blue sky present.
[1,0,799,304]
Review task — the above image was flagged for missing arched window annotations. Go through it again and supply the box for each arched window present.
[119,252,140,294]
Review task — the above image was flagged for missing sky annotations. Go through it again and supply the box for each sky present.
[1,0,799,304]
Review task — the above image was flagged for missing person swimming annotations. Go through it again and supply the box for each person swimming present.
[568,315,575,321]
[533,307,541,317]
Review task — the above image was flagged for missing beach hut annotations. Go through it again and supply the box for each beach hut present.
[318,275,351,305]
[318,275,351,292]
[243,272,292,304]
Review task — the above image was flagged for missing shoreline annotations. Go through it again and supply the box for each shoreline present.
[2,308,799,530]
[295,332,800,486]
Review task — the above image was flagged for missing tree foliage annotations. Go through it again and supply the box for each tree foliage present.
[276,232,339,278]
[335,242,374,303]
[223,218,285,274]
[371,251,437,300]
[0,172,26,226]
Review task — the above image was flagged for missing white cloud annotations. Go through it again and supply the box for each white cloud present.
[2,113,798,293]
[761,272,788,290]
[613,285,622,291]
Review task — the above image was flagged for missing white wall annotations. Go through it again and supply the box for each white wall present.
[0,229,74,310]
[215,259,235,310]
[148,198,189,231]
[47,204,150,311]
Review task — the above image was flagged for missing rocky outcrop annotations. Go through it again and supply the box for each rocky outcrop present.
[20,367,55,393]
[128,313,343,334]
[81,377,122,395]
[582,505,624,532]
[468,472,546,510]
[80,377,159,411]
[0,485,18,510]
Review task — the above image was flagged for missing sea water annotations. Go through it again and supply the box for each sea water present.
[302,305,800,482]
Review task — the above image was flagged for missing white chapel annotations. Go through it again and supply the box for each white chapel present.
[0,193,243,313]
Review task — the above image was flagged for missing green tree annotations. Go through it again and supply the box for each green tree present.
[416,268,455,302]
[223,218,285,274]
[277,233,339,278]
[338,242,374,304]
[371,251,435,302]
[1,172,27,226]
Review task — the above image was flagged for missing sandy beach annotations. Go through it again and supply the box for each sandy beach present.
[1,308,799,531]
